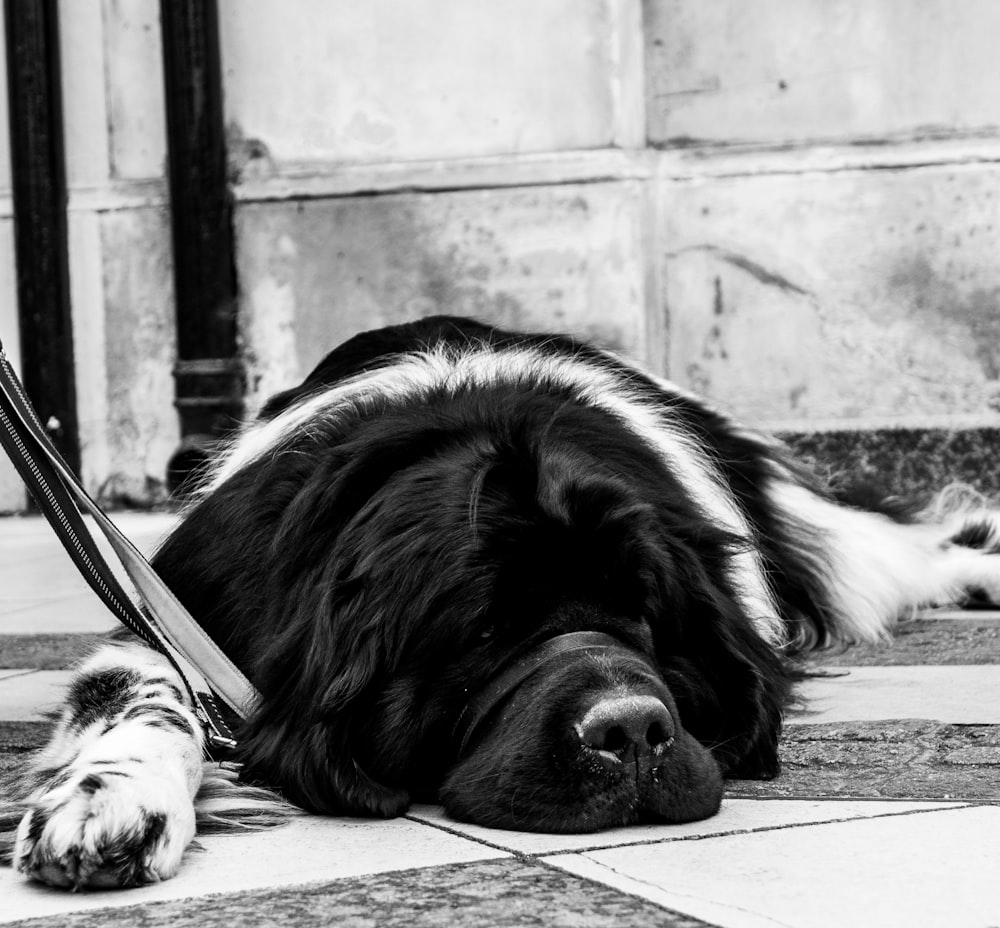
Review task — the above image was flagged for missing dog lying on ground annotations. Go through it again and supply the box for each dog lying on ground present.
[7,314,1000,889]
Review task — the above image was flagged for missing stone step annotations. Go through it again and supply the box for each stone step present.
[783,426,1000,503]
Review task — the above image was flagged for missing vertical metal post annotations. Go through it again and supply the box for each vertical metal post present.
[4,0,79,475]
[160,0,243,489]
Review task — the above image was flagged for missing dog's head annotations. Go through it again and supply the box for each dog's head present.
[439,627,725,830]
[168,389,789,832]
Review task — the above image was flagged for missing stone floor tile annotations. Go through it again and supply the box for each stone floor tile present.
[406,797,962,856]
[0,670,70,721]
[0,814,508,924]
[0,512,178,541]
[0,597,117,635]
[917,608,1000,621]
[816,618,1000,665]
[0,538,76,571]
[794,664,1000,724]
[1,858,712,928]
[544,805,1000,928]
[0,558,108,602]
[0,513,176,559]
[0,513,177,635]
[2,513,997,927]
[728,720,1000,803]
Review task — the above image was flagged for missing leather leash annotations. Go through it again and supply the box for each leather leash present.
[0,340,258,752]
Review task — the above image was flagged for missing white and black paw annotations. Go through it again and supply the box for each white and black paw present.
[15,766,195,889]
[950,516,1000,556]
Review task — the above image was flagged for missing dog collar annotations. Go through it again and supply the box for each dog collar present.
[452,630,648,758]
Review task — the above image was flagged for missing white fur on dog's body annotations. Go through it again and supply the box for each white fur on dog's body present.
[767,481,1000,644]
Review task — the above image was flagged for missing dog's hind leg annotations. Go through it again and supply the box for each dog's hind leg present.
[925,488,1000,604]
[11,641,204,889]
[767,480,1000,648]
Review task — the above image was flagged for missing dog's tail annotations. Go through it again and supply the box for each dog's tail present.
[770,474,1000,655]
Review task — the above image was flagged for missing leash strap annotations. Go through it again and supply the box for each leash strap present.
[453,631,646,757]
[0,342,258,751]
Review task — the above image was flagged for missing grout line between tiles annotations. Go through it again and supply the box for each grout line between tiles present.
[399,808,700,923]
[406,800,979,859]
[402,813,520,857]
[726,793,1000,804]
[560,854,796,928]
[529,852,726,926]
[0,668,40,682]
[538,802,982,857]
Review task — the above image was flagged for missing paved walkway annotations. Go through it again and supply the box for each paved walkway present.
[1,514,998,927]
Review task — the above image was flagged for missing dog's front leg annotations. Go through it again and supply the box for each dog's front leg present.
[14,642,204,889]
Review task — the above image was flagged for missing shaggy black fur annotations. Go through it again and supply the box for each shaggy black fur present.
[149,316,826,832]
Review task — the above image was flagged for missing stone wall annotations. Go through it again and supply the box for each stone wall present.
[1,0,997,507]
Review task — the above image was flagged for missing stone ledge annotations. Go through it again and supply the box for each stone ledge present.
[729,720,1000,803]
[814,619,1000,666]
[0,635,105,671]
[781,426,1000,503]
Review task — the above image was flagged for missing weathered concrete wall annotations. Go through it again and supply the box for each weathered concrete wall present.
[0,220,22,512]
[61,0,177,504]
[219,0,643,167]
[223,0,653,413]
[648,0,1000,431]
[0,7,23,511]
[66,205,176,504]
[92,209,177,501]
[236,180,656,411]
[1,0,173,509]
[660,160,1000,427]
[227,0,1000,437]
[645,0,1000,147]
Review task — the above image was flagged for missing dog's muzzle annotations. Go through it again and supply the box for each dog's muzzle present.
[452,631,663,759]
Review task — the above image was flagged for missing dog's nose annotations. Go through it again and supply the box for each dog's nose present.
[577,695,675,760]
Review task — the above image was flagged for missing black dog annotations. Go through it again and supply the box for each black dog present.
[10,315,1000,888]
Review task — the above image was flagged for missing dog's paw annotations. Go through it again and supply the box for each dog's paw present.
[15,766,196,889]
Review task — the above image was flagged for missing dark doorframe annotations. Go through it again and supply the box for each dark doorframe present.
[3,0,79,475]
[160,0,244,490]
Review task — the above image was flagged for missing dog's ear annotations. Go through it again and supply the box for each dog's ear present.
[535,453,791,780]
[654,576,790,779]
[233,442,489,816]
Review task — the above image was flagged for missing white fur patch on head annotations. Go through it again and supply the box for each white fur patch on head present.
[204,343,783,645]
